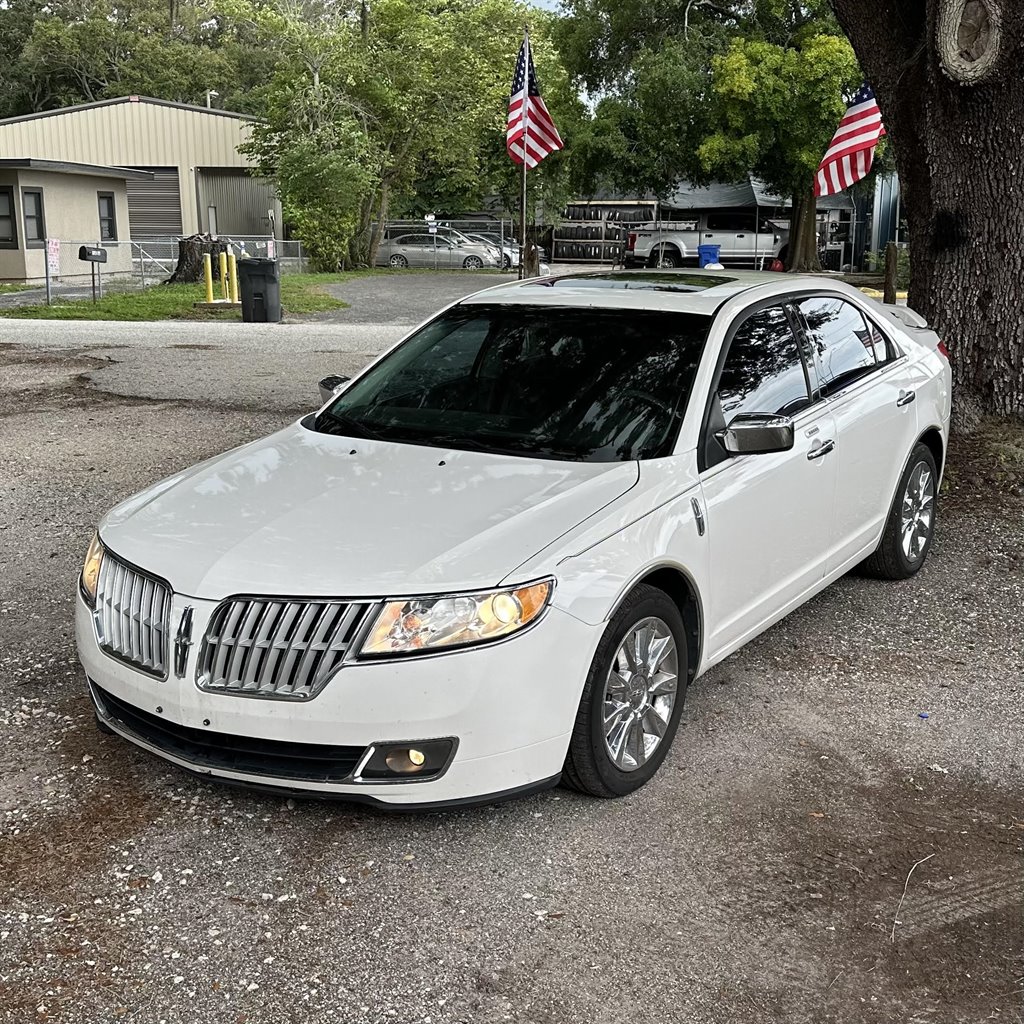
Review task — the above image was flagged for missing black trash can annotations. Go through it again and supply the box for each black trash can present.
[238,257,282,323]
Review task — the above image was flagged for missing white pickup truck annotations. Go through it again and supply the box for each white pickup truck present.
[625,210,789,269]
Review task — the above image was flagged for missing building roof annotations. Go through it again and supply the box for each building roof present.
[0,158,154,180]
[570,176,854,212]
[0,95,257,127]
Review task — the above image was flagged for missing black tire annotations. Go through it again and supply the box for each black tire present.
[389,254,408,269]
[861,442,939,580]
[502,254,512,269]
[463,255,483,270]
[648,248,682,269]
[563,584,689,798]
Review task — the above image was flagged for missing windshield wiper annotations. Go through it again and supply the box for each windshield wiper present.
[315,409,386,441]
[426,434,500,453]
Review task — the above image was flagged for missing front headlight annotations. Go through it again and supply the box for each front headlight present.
[80,533,105,608]
[361,580,553,656]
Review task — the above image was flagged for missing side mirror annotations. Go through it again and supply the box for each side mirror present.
[318,374,350,405]
[716,413,794,456]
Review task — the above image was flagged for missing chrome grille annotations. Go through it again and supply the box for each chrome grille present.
[93,555,171,677]
[197,598,372,700]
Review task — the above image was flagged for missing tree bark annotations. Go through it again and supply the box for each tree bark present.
[829,0,1024,419]
[165,234,228,284]
[787,185,822,273]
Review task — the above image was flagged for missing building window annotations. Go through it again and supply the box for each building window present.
[22,189,45,246]
[98,192,118,241]
[0,187,16,248]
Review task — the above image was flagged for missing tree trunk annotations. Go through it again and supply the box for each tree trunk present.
[165,234,228,284]
[787,185,822,272]
[367,180,390,269]
[829,0,1024,419]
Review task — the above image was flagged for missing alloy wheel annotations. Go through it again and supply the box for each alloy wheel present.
[602,616,678,772]
[464,256,483,270]
[389,254,408,268]
[901,461,935,561]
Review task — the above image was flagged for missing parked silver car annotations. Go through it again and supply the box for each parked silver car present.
[376,234,499,270]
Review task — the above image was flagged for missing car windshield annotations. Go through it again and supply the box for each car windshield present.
[313,304,710,462]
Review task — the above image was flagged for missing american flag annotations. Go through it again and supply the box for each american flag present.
[506,34,563,168]
[814,84,885,197]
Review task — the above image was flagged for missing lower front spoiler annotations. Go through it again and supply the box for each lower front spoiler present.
[88,679,568,811]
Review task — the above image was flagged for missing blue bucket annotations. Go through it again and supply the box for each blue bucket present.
[698,244,722,268]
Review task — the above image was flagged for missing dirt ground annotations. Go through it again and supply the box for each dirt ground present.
[0,319,1022,1024]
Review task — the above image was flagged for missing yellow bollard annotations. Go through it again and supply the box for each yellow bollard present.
[218,251,229,301]
[228,252,239,304]
[203,253,214,304]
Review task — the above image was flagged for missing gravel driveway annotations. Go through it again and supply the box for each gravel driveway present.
[0,308,1022,1023]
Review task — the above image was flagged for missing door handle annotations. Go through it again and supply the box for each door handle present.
[896,389,916,407]
[807,439,835,460]
[736,234,746,238]
[704,233,713,238]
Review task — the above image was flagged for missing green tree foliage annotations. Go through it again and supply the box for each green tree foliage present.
[557,1,862,269]
[239,0,582,268]
[0,0,273,118]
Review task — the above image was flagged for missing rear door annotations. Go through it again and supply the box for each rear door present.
[793,295,921,571]
[702,212,758,262]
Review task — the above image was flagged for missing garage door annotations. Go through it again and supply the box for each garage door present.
[126,168,183,238]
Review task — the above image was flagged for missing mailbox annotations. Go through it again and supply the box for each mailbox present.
[78,246,107,263]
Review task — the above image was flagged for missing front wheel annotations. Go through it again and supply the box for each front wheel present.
[389,254,408,269]
[562,584,688,798]
[463,255,484,270]
[861,442,938,579]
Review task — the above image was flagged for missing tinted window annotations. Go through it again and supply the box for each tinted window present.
[798,297,879,394]
[718,306,811,418]
[707,212,756,232]
[315,305,710,462]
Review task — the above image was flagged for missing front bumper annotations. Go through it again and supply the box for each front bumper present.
[76,591,600,806]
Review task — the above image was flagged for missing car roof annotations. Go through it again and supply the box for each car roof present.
[458,269,840,316]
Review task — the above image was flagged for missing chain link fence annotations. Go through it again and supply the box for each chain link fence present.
[28,237,307,304]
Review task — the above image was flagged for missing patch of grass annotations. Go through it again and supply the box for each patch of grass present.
[0,283,35,295]
[0,274,351,321]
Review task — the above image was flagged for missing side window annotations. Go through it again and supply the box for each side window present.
[798,297,879,394]
[707,212,756,233]
[717,306,812,419]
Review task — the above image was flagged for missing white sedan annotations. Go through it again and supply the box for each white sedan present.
[77,270,951,807]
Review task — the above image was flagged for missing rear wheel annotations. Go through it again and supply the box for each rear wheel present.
[389,254,408,269]
[862,442,938,579]
[463,255,484,270]
[649,248,682,269]
[563,584,688,798]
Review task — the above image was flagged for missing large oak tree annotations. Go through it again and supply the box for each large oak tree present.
[829,0,1024,420]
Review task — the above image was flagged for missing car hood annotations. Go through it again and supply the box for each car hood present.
[99,421,638,599]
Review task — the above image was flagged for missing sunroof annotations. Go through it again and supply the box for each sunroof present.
[528,272,737,293]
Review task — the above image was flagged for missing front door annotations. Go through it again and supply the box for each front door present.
[702,211,758,262]
[699,304,839,658]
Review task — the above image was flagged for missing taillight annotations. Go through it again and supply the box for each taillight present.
[627,232,636,251]
[937,339,949,359]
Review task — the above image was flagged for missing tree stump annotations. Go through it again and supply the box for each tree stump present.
[883,241,899,304]
[166,234,229,284]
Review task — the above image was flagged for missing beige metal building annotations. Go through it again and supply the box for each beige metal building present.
[0,96,282,239]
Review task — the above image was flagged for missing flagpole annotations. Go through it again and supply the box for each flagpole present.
[519,27,529,281]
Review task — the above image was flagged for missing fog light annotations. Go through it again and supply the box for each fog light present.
[358,738,456,782]
[385,747,426,774]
